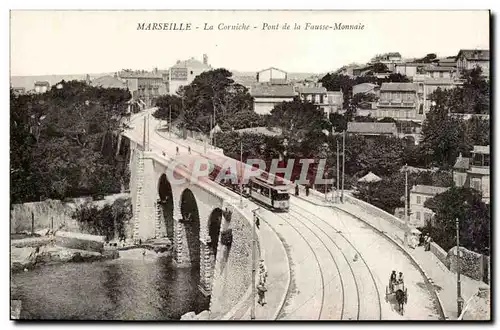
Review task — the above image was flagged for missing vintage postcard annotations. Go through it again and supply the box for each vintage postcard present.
[10,10,491,321]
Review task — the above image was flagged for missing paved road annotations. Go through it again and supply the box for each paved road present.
[124,110,441,320]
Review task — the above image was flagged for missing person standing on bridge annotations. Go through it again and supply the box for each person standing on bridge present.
[257,259,268,306]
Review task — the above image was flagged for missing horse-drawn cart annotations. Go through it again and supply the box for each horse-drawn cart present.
[386,278,408,314]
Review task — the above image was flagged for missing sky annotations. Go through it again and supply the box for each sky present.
[10,10,490,76]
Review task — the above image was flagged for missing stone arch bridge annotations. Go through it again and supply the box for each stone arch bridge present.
[127,139,255,308]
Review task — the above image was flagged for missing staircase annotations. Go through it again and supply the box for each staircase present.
[132,151,145,241]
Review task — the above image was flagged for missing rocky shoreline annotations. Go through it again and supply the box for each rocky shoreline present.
[11,244,120,273]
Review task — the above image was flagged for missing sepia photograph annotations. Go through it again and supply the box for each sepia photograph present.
[9,9,491,321]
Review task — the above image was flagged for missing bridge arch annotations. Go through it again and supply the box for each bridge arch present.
[158,173,174,240]
[180,188,201,267]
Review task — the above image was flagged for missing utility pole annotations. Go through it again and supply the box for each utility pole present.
[147,113,150,151]
[210,115,213,147]
[341,130,345,203]
[169,105,172,137]
[142,115,147,151]
[404,164,409,246]
[240,140,244,208]
[336,140,340,204]
[251,208,259,320]
[456,217,464,316]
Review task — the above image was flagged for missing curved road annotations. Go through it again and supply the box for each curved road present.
[124,110,442,320]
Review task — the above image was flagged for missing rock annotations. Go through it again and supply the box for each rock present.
[180,311,196,320]
[55,231,105,253]
[11,247,38,272]
[197,310,210,320]
[11,300,22,319]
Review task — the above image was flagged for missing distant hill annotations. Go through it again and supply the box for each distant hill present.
[10,73,114,91]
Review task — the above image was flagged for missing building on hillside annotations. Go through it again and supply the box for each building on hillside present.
[11,87,25,95]
[393,63,426,79]
[298,85,327,106]
[456,49,490,77]
[256,67,288,83]
[422,65,458,79]
[453,145,490,203]
[370,52,404,71]
[119,69,166,107]
[347,122,397,137]
[415,77,463,115]
[352,83,380,96]
[91,74,128,89]
[437,57,457,68]
[34,81,50,94]
[352,65,373,77]
[410,185,449,227]
[250,84,296,115]
[374,82,424,121]
[167,55,212,95]
[325,91,344,115]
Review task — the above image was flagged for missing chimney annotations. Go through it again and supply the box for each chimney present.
[203,54,208,65]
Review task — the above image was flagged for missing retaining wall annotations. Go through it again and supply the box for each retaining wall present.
[209,203,259,320]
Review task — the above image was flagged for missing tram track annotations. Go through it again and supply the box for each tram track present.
[291,200,383,320]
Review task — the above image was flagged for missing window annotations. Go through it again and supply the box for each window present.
[416,212,421,220]
[484,155,490,167]
[416,196,421,204]
[424,213,433,226]
[439,72,444,78]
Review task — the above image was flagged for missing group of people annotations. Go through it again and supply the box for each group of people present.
[420,233,433,251]
[390,270,404,291]
[257,259,268,306]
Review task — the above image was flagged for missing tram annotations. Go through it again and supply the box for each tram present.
[248,176,290,212]
[207,160,290,212]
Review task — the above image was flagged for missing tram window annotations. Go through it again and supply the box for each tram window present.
[272,190,289,200]
[261,187,270,196]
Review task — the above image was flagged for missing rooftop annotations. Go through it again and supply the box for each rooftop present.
[119,71,163,79]
[34,81,50,86]
[91,75,128,89]
[235,127,282,137]
[171,57,211,70]
[347,122,397,135]
[411,185,449,196]
[353,83,379,95]
[250,84,296,98]
[257,67,287,74]
[473,145,490,155]
[380,82,418,92]
[457,49,490,61]
[424,65,457,72]
[298,86,327,94]
[453,154,471,170]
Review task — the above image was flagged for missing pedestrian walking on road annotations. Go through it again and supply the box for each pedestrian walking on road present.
[162,151,166,157]
[257,259,268,306]
[176,146,179,156]
[305,185,310,197]
[188,146,191,154]
[295,184,299,197]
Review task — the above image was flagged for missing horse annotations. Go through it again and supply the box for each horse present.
[395,289,405,315]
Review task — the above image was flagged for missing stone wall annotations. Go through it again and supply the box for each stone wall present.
[430,242,449,268]
[447,246,489,283]
[11,193,132,236]
[209,203,256,319]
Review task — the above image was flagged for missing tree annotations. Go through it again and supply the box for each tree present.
[425,186,490,255]
[269,98,326,137]
[180,68,254,133]
[383,73,410,83]
[220,110,266,131]
[372,63,390,73]
[10,80,131,203]
[419,88,468,167]
[153,94,182,122]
